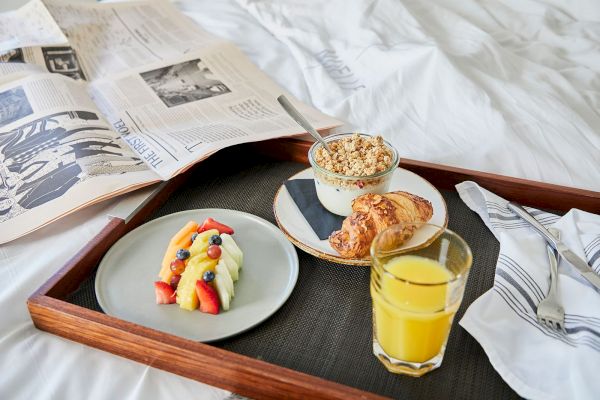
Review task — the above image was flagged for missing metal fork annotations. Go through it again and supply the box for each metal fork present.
[536,227,565,332]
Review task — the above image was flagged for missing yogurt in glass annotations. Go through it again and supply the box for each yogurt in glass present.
[308,133,399,216]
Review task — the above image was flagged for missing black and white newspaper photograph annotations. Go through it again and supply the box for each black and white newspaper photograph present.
[140,59,231,107]
[0,48,24,62]
[0,86,33,128]
[42,46,86,80]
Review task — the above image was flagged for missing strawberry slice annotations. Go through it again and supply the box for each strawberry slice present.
[195,280,220,314]
[197,218,234,235]
[154,281,176,304]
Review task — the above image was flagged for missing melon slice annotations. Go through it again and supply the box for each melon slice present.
[216,260,235,297]
[159,221,198,282]
[220,247,239,281]
[214,274,230,311]
[220,233,243,267]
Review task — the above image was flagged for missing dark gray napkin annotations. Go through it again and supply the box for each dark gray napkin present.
[284,179,345,240]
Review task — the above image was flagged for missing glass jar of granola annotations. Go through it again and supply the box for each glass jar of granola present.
[308,133,399,216]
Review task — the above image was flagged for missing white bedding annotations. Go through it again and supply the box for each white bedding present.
[184,0,600,191]
[2,1,599,400]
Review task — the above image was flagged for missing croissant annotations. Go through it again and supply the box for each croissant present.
[329,191,433,259]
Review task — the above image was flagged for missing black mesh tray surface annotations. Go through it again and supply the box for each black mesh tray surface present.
[67,145,518,399]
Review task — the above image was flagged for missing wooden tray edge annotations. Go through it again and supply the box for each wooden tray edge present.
[27,296,385,400]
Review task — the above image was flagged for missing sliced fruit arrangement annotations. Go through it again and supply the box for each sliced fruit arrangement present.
[154,217,243,315]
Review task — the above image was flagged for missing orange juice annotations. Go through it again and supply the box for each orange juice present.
[371,255,457,363]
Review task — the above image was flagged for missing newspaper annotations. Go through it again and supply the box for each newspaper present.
[0,0,341,244]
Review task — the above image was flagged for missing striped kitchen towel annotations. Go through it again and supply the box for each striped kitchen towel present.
[456,181,600,400]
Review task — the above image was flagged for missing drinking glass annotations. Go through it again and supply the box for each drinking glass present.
[370,223,472,376]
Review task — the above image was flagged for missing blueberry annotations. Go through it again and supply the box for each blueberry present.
[191,232,198,242]
[208,235,222,246]
[203,270,215,282]
[176,248,190,260]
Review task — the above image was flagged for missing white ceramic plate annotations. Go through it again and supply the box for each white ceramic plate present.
[95,209,299,342]
[273,168,448,266]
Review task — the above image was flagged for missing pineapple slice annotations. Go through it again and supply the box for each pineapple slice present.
[189,229,219,257]
[176,254,217,310]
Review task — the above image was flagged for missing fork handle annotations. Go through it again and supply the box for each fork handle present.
[507,202,557,247]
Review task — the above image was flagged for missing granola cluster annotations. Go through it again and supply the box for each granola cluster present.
[314,134,393,176]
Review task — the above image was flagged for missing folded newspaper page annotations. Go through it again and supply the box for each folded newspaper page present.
[0,0,342,244]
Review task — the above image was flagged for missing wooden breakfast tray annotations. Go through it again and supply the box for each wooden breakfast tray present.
[27,139,600,400]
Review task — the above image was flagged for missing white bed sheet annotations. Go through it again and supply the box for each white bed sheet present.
[2,0,599,399]
[229,0,600,192]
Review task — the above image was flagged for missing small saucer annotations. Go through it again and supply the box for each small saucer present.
[273,167,448,266]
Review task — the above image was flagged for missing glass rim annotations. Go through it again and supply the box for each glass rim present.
[370,223,473,287]
[308,132,399,180]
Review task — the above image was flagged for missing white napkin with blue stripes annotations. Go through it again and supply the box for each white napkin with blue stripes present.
[457,181,600,400]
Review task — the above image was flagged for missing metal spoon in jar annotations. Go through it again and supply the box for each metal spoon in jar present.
[277,94,332,154]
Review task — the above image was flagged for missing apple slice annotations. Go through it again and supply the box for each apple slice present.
[220,233,243,267]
